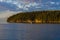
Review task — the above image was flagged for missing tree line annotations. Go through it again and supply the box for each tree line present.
[7,10,60,23]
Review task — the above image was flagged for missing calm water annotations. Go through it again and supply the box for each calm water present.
[0,24,60,40]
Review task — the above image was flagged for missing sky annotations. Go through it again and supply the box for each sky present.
[0,0,60,12]
[0,0,60,23]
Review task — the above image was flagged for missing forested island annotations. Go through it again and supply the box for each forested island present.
[7,10,60,24]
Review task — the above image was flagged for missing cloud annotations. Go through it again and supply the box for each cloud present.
[0,10,18,18]
[56,2,60,5]
[0,10,15,23]
[50,2,55,4]
[0,0,40,11]
[0,10,22,24]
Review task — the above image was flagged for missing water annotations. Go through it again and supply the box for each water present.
[0,24,60,40]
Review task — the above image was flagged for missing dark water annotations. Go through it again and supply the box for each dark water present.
[0,24,60,40]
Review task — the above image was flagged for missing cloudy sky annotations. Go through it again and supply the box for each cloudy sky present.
[0,0,60,11]
[0,0,60,23]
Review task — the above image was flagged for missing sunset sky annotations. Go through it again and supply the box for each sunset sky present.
[0,0,60,23]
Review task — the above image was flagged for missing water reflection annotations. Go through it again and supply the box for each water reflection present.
[0,24,60,40]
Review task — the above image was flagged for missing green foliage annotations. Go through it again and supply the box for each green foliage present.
[7,10,60,23]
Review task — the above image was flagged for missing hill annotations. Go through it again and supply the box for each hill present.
[7,10,60,24]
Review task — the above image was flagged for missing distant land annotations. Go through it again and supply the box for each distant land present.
[7,10,60,24]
